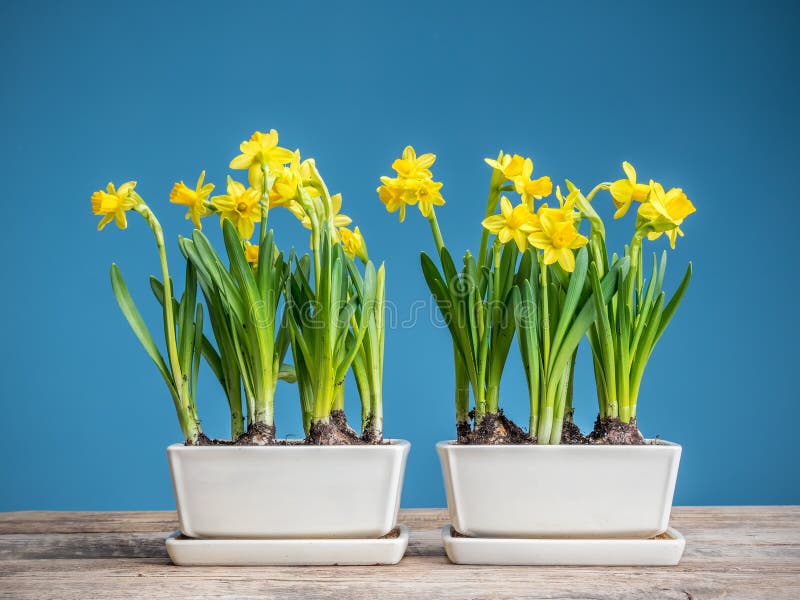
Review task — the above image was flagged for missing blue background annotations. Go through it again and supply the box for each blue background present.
[1,0,798,511]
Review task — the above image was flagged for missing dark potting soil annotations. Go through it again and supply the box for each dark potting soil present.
[453,411,646,446]
[588,416,645,445]
[464,410,534,445]
[306,411,366,445]
[233,422,277,446]
[183,412,390,446]
[560,421,589,444]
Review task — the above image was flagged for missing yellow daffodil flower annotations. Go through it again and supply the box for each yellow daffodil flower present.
[229,129,295,184]
[392,145,436,179]
[610,161,651,219]
[513,158,553,206]
[528,210,589,272]
[484,152,527,180]
[638,181,696,249]
[339,225,367,261]
[534,185,581,226]
[378,176,412,222]
[169,171,214,229]
[481,196,538,251]
[411,178,445,217]
[258,151,314,203]
[244,241,259,265]
[91,181,140,231]
[211,176,262,239]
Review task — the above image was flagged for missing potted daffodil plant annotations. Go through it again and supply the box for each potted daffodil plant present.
[91,130,408,548]
[378,148,694,542]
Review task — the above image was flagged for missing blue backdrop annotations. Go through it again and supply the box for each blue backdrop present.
[1,0,798,510]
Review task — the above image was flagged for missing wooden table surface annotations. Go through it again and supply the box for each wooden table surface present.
[0,507,798,599]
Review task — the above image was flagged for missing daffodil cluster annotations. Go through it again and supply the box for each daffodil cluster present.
[377,147,696,445]
[481,190,587,272]
[377,146,445,222]
[90,129,384,445]
[608,161,696,248]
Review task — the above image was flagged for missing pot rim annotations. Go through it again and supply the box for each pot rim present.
[167,439,410,451]
[436,439,679,449]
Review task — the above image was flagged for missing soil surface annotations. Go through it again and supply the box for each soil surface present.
[307,411,365,445]
[456,420,472,444]
[184,433,222,446]
[588,416,645,445]
[466,410,532,445]
[235,422,276,446]
[560,421,588,444]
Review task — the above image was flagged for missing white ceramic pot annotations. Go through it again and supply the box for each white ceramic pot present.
[168,440,410,539]
[437,440,681,538]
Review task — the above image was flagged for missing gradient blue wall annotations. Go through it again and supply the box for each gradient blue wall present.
[1,0,798,510]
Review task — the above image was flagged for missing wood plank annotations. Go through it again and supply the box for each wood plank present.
[2,506,798,534]
[1,557,799,599]
[0,508,447,534]
[0,508,797,599]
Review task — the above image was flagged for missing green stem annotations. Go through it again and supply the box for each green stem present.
[333,381,345,412]
[137,204,200,442]
[540,258,550,370]
[427,210,445,255]
[230,407,244,440]
[477,176,503,268]
[454,350,470,424]
[259,164,270,247]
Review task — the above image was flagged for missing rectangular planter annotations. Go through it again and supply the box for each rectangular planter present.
[168,440,409,539]
[437,440,681,538]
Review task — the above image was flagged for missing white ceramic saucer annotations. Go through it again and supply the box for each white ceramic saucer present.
[166,525,409,566]
[441,525,685,566]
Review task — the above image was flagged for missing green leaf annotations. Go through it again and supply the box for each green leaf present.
[588,262,615,398]
[421,252,477,386]
[190,230,246,324]
[110,264,176,396]
[549,247,588,360]
[222,219,260,308]
[548,256,630,380]
[191,302,203,399]
[655,261,692,341]
[178,261,198,375]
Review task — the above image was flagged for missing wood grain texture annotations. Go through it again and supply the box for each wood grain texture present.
[0,507,798,599]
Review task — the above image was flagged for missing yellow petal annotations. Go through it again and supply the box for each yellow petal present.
[97,214,114,231]
[500,196,513,218]
[522,158,533,179]
[513,230,528,252]
[482,214,506,233]
[622,161,637,184]
[558,248,576,272]
[542,246,559,265]
[610,179,633,207]
[416,153,436,168]
[230,154,251,170]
